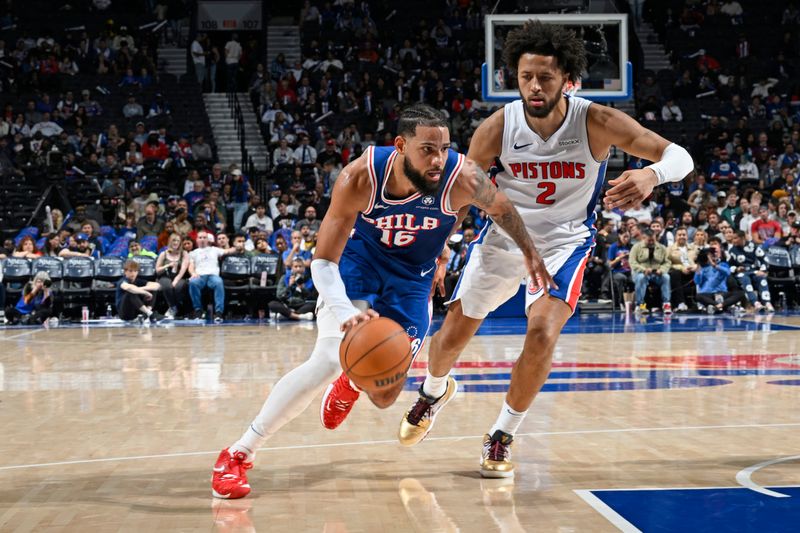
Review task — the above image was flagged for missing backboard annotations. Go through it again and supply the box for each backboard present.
[483,13,632,103]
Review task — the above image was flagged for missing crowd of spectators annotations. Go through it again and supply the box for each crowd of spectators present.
[573,0,798,314]
[259,1,489,195]
[0,1,307,323]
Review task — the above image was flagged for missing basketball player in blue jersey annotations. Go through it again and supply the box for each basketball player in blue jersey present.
[211,104,551,499]
[398,21,695,478]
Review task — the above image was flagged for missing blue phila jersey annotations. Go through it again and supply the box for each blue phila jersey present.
[350,145,464,268]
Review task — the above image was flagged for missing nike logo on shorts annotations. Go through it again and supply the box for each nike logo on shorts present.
[420,266,435,277]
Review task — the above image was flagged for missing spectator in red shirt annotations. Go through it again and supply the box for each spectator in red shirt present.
[357,42,379,63]
[451,91,472,113]
[695,50,720,71]
[142,132,169,161]
[39,54,60,75]
[276,78,297,106]
[751,205,783,244]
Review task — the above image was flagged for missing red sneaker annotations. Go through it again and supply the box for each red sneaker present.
[320,372,361,430]
[211,448,253,499]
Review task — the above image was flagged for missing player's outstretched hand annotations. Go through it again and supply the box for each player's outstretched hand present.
[604,169,658,211]
[524,249,557,295]
[340,309,380,333]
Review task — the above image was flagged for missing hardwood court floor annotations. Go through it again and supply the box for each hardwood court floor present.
[1,313,800,532]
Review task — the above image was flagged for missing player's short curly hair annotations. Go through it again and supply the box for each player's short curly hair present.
[502,20,587,83]
[397,104,448,137]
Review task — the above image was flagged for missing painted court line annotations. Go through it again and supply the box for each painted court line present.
[735,455,800,498]
[0,329,41,341]
[1,421,799,472]
[573,489,641,533]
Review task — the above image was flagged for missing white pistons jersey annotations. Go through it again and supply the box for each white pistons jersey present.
[494,95,607,250]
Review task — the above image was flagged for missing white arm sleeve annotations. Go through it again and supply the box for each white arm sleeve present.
[646,143,694,186]
[310,259,360,325]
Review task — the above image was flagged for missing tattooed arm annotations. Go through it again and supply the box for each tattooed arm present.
[450,159,557,292]
[467,162,534,254]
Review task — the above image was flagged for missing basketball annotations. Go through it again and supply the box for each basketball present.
[339,317,413,392]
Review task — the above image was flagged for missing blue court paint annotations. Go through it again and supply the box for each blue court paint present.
[429,313,800,337]
[403,370,733,392]
[698,369,800,377]
[588,487,800,532]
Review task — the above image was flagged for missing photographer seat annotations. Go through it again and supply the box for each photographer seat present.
[250,254,280,303]
[3,257,33,303]
[93,257,125,314]
[764,246,795,309]
[130,256,157,281]
[62,257,95,315]
[221,255,251,317]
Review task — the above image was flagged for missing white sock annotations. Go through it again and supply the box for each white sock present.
[489,401,527,437]
[422,370,449,399]
[228,335,342,463]
[230,425,263,461]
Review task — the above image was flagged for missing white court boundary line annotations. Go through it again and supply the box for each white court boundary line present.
[735,455,800,498]
[0,329,41,341]
[1,421,799,472]
[575,485,800,531]
[574,490,642,533]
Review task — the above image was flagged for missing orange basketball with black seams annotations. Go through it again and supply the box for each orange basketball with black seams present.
[339,317,413,392]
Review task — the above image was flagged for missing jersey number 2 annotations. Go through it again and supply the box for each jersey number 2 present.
[536,182,556,205]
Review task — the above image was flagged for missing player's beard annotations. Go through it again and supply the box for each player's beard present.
[520,89,562,119]
[403,156,440,196]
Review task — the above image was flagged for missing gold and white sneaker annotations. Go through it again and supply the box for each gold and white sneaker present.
[398,377,458,446]
[480,430,514,479]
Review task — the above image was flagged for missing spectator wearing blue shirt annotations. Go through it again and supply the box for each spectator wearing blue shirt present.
[4,271,54,325]
[708,149,740,184]
[606,231,633,306]
[468,205,488,232]
[282,230,312,267]
[687,173,717,195]
[693,239,747,314]
[269,257,316,320]
[230,169,253,232]
[777,143,799,169]
[184,179,207,211]
[627,156,652,170]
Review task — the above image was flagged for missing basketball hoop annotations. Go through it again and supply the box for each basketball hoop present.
[482,13,632,102]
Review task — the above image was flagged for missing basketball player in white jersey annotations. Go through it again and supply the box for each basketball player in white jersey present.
[398,21,694,478]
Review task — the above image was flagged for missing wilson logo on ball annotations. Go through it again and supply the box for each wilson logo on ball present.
[373,371,408,388]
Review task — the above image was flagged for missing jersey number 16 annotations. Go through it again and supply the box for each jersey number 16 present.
[379,229,416,248]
